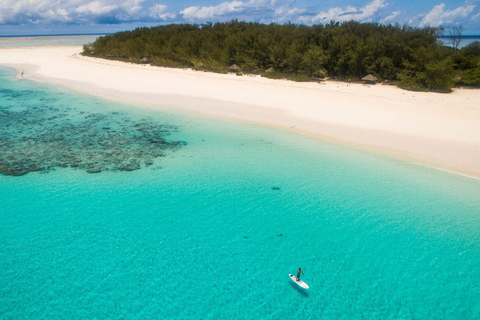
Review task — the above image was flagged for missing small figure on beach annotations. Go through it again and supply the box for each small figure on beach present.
[296,267,304,281]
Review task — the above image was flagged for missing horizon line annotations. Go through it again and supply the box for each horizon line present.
[1,32,480,38]
[0,33,110,38]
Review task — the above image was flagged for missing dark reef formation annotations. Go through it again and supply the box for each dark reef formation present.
[0,88,186,176]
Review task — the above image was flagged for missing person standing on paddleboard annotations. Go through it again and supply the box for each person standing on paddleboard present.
[296,267,304,281]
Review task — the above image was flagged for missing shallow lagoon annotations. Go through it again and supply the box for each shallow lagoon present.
[1,65,480,319]
[0,67,184,176]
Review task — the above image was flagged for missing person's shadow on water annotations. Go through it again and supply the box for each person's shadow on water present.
[289,281,309,297]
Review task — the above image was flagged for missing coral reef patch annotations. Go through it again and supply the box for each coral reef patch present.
[0,87,186,176]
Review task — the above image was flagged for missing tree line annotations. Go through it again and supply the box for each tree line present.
[83,21,480,93]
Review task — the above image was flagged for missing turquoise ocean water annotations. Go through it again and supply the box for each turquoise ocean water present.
[1,59,480,318]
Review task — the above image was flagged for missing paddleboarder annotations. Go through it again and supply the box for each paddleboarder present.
[296,267,304,281]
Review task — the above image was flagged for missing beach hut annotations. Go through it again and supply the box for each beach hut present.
[228,64,240,73]
[140,57,150,64]
[362,74,378,84]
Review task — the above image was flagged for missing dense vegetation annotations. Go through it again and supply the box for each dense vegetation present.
[83,21,480,93]
[450,41,480,87]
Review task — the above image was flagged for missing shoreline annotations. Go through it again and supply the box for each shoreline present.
[1,45,480,179]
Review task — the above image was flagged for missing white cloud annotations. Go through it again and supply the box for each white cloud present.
[179,0,285,22]
[419,2,476,27]
[360,0,389,20]
[0,0,146,24]
[274,5,306,20]
[1,0,478,35]
[0,0,295,24]
[181,1,244,21]
[382,10,401,23]
[308,0,388,23]
[150,4,175,20]
[76,1,118,16]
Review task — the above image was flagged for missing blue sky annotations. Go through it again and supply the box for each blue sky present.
[0,0,479,35]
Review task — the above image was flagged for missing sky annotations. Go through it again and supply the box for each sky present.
[0,0,479,36]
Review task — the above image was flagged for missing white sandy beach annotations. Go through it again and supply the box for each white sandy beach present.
[1,45,480,178]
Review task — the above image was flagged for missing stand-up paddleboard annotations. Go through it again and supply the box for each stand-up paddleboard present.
[289,274,309,289]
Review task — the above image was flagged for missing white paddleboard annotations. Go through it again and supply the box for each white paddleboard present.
[289,274,309,289]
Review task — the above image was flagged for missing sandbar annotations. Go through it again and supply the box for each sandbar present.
[1,46,479,178]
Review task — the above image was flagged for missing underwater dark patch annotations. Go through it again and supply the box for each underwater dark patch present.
[0,88,186,176]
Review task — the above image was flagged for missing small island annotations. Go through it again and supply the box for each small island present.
[83,20,480,93]
[1,29,479,178]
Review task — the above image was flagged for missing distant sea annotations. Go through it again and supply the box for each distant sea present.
[438,35,480,48]
[0,34,104,48]
[1,36,480,319]
[2,33,479,49]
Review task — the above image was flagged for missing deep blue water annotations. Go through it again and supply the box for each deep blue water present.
[438,35,480,48]
[1,66,480,319]
[0,35,102,48]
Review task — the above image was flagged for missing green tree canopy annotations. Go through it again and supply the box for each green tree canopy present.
[83,21,478,92]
